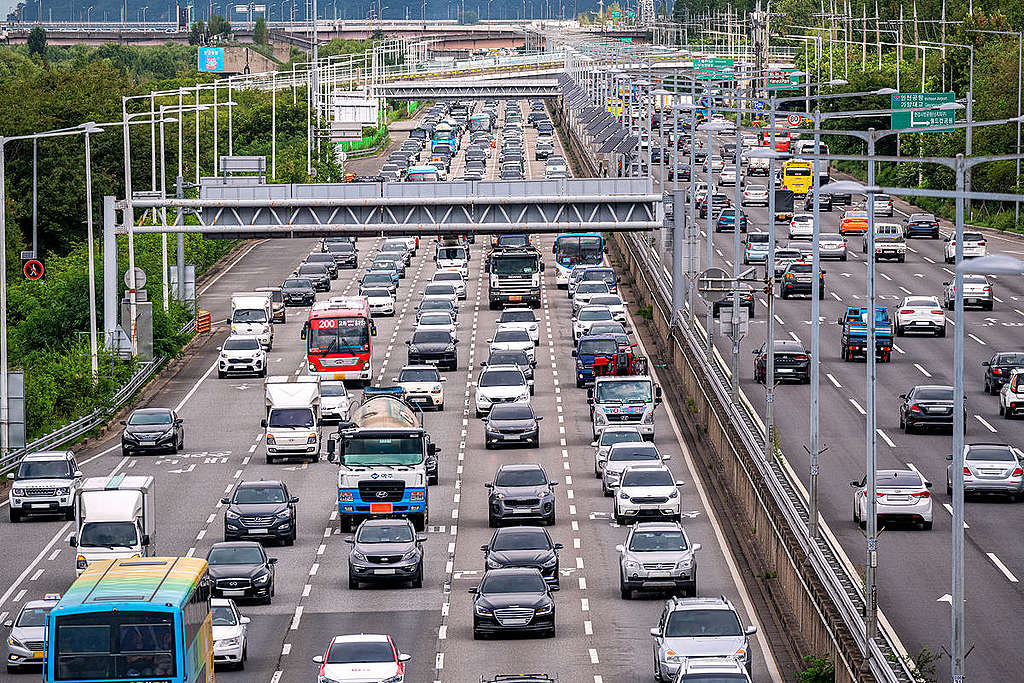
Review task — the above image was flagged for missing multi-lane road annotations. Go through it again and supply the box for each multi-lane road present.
[644,128,1024,681]
[0,105,787,682]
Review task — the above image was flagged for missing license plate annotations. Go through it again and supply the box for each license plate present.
[375,568,397,575]
[509,295,522,301]
[502,435,523,440]
[778,368,792,373]
[249,528,268,534]
[912,321,928,326]
[647,571,672,578]
[30,503,51,509]
[512,508,534,514]
[32,652,44,659]
[370,503,393,513]
[223,589,245,597]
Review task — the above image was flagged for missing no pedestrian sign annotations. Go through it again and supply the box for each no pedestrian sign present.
[23,259,44,280]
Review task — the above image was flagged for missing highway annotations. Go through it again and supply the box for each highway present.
[0,106,783,682]
[645,129,1024,681]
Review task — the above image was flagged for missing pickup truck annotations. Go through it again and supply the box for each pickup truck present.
[861,223,907,262]
[839,306,893,363]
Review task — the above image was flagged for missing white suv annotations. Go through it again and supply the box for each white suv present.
[612,464,683,524]
[217,335,267,379]
[394,365,446,410]
[943,230,988,262]
[431,269,467,299]
[7,450,81,522]
[475,364,531,417]
[496,307,540,345]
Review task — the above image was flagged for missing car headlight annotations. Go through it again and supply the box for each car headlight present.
[362,361,370,371]
[518,393,530,402]
[11,487,25,496]
[253,572,271,585]
[382,675,403,683]
[409,490,425,501]
[352,550,368,561]
[642,412,655,424]
[401,549,418,561]
[594,413,608,425]
[225,509,240,520]
[339,492,354,502]
[486,557,503,569]
[275,509,291,519]
[8,635,24,648]
[266,435,276,445]
[446,345,456,352]
[475,604,493,616]
[432,386,442,393]
[624,559,641,572]
[664,650,686,663]
[307,434,318,444]
[677,558,693,570]
[542,555,558,567]
[479,394,492,404]
[535,602,554,615]
[669,489,678,499]
[619,491,630,500]
[734,647,748,660]
[218,636,240,647]
[576,360,584,369]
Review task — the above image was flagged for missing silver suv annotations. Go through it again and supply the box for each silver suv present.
[617,522,700,599]
[7,451,81,522]
[650,595,757,681]
[601,442,667,497]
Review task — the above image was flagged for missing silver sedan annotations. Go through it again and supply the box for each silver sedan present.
[947,443,1024,500]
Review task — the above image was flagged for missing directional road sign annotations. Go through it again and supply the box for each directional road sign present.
[765,68,801,90]
[890,92,956,131]
[693,57,735,80]
[753,100,766,112]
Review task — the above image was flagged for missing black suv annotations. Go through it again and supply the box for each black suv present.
[325,241,359,268]
[222,480,299,545]
[406,330,459,371]
[206,541,277,603]
[481,526,562,586]
[486,464,558,527]
[753,340,810,383]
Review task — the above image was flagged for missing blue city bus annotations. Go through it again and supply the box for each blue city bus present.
[44,557,213,683]
[552,233,606,287]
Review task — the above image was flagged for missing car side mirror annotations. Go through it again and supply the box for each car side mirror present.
[3,620,12,628]
[69,535,77,547]
[946,454,954,461]
[220,497,230,505]
[240,616,251,625]
[484,483,493,488]
[468,587,478,594]
[260,419,268,428]
[399,653,412,662]
[6,472,13,480]
[141,534,151,546]
[943,281,949,286]
[925,481,933,489]
[662,454,672,461]
[480,544,489,552]
[982,361,990,366]
[692,543,702,552]
[849,480,861,488]
[313,655,324,664]
[549,481,559,486]
[327,437,337,457]
[571,350,577,357]
[898,394,907,400]
[290,496,299,504]
[650,627,662,638]
[344,537,355,544]
[225,318,232,324]
[615,544,625,553]
[745,625,758,635]
[120,420,127,426]
[216,346,222,352]
[268,557,279,564]
[416,535,427,543]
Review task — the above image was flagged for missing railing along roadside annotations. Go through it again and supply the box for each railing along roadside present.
[620,231,917,683]
[0,317,197,474]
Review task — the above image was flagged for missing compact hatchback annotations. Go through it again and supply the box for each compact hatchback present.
[313,634,411,682]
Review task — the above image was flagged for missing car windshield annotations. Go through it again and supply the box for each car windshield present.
[357,524,415,543]
[491,256,538,275]
[268,407,315,428]
[905,298,938,307]
[364,275,392,286]
[489,404,533,420]
[480,572,547,594]
[877,471,924,487]
[492,531,548,551]
[298,265,325,275]
[621,469,674,487]
[364,289,391,298]
[420,313,453,326]
[596,380,652,404]
[437,247,467,260]
[995,353,1024,364]
[321,383,347,398]
[326,641,396,664]
[913,387,953,400]
[967,446,1017,462]
[234,485,287,504]
[629,530,687,552]
[577,283,609,294]
[590,296,622,307]
[17,605,52,627]
[400,368,440,382]
[284,279,313,289]
[500,310,536,322]
[748,234,770,244]
[434,273,462,282]
[964,232,984,241]
[494,330,530,343]
[17,459,73,479]
[580,308,612,322]
[419,300,453,312]
[490,352,527,366]
[232,309,268,323]
[327,243,354,253]
[609,446,661,462]
[223,338,260,351]
[79,521,139,548]
[128,411,172,426]
[495,469,547,487]
[480,370,525,387]
[208,546,264,565]
[583,270,615,284]
[211,605,237,627]
[413,331,452,344]
[601,430,643,447]
[665,609,743,637]
[578,339,618,356]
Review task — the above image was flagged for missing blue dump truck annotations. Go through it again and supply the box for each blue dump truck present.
[839,306,893,362]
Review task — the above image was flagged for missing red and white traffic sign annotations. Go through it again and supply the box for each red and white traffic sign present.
[23,259,44,280]
[787,114,803,127]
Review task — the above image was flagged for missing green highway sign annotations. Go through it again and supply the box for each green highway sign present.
[694,57,735,80]
[765,68,801,90]
[610,10,621,17]
[626,9,635,17]
[890,92,956,131]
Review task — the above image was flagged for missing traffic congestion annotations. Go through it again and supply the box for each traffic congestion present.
[1,99,776,683]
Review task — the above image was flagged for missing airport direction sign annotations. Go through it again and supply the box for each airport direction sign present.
[890,92,956,131]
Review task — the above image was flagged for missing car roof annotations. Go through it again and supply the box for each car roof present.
[357,517,414,528]
[621,463,671,473]
[330,633,391,645]
[631,521,684,533]
[132,407,172,415]
[23,450,74,461]
[237,479,284,488]
[483,364,524,373]
[22,597,61,609]
[666,595,735,612]
[497,463,545,472]
[209,540,264,549]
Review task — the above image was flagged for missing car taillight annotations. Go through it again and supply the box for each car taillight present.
[963,467,971,475]
[978,241,986,246]
[1013,467,1023,477]
[785,273,794,279]
[793,355,809,361]
[909,404,922,413]
[931,310,944,315]
[911,491,930,498]
[899,310,913,315]
[994,368,1003,375]
[983,286,991,291]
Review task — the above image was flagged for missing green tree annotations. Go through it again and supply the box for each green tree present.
[188,20,206,46]
[207,14,231,39]
[27,27,46,59]
[253,16,268,45]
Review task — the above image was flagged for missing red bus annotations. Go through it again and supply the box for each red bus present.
[761,129,791,152]
[302,296,376,385]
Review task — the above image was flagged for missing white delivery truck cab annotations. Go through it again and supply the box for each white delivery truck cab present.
[70,474,156,575]
[435,243,469,278]
[588,375,663,440]
[229,292,274,349]
[263,375,322,464]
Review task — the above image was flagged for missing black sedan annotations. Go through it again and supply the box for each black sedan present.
[206,541,277,604]
[295,262,331,292]
[711,291,755,320]
[698,193,731,218]
[304,252,339,279]
[120,408,183,457]
[899,385,965,433]
[481,526,562,586]
[753,340,810,383]
[471,568,556,639]
[486,464,558,527]
[983,352,1024,394]
[484,403,543,449]
[346,518,426,589]
[406,330,459,371]
[222,480,298,545]
[281,277,316,306]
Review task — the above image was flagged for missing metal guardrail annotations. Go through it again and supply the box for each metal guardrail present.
[620,232,917,682]
[0,317,197,474]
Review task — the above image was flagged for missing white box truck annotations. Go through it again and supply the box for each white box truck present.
[229,292,274,349]
[262,375,321,464]
[69,474,156,575]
